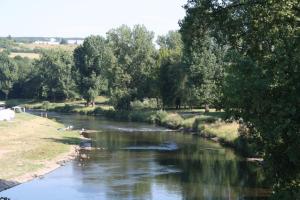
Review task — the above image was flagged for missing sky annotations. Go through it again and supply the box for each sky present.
[0,0,187,38]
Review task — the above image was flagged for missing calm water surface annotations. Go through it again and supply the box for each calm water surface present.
[1,112,270,200]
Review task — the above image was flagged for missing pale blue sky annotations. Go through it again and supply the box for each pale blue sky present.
[0,0,187,38]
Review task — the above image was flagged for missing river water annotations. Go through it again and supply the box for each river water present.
[1,112,270,200]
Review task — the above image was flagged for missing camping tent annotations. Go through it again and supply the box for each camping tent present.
[0,109,15,121]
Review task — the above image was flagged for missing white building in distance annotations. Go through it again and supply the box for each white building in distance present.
[34,38,59,45]
[67,39,84,45]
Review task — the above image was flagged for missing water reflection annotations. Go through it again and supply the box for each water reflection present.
[0,112,270,200]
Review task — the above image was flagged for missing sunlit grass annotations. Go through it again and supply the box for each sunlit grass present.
[0,113,80,180]
[204,122,239,142]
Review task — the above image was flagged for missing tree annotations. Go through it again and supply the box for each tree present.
[106,25,157,110]
[157,30,183,63]
[157,31,186,109]
[9,56,34,98]
[74,36,114,106]
[159,63,187,109]
[34,50,77,101]
[180,0,300,198]
[180,28,226,110]
[0,52,18,99]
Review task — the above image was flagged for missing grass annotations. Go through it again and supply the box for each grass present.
[203,122,239,142]
[181,112,239,142]
[5,99,33,107]
[19,96,112,114]
[0,113,80,180]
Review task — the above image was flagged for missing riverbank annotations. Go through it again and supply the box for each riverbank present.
[10,97,259,157]
[0,113,81,192]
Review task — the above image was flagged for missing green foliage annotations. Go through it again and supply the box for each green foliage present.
[130,98,157,110]
[107,25,157,110]
[0,52,18,99]
[157,31,183,65]
[157,31,187,108]
[181,0,300,197]
[0,38,16,50]
[153,110,183,129]
[74,35,114,105]
[180,31,226,109]
[42,101,51,110]
[34,50,77,101]
[9,56,35,98]
[159,63,187,108]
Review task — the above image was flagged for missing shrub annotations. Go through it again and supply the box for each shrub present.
[154,110,183,129]
[42,101,51,110]
[130,98,157,110]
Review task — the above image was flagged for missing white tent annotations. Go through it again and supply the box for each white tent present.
[0,109,15,121]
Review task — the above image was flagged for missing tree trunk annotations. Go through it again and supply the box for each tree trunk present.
[156,97,160,109]
[205,104,210,113]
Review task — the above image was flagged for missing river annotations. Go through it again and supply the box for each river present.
[0,112,270,200]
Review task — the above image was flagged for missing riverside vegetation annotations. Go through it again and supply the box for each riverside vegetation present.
[0,0,299,198]
[4,97,270,158]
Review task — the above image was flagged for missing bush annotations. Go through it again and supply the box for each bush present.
[234,123,263,157]
[58,104,73,112]
[42,101,51,110]
[154,110,168,123]
[154,110,183,129]
[130,98,157,110]
[192,118,203,131]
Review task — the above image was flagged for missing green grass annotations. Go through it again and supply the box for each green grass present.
[4,99,33,107]
[19,96,113,114]
[0,113,81,180]
[203,122,239,142]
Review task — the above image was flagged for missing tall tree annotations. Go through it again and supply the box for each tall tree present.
[181,0,300,198]
[157,31,186,108]
[34,50,77,101]
[0,52,18,99]
[74,36,114,106]
[159,63,187,108]
[107,25,157,110]
[180,28,226,110]
[9,56,34,98]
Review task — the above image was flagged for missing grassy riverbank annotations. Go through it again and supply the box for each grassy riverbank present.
[6,97,258,157]
[0,113,80,191]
